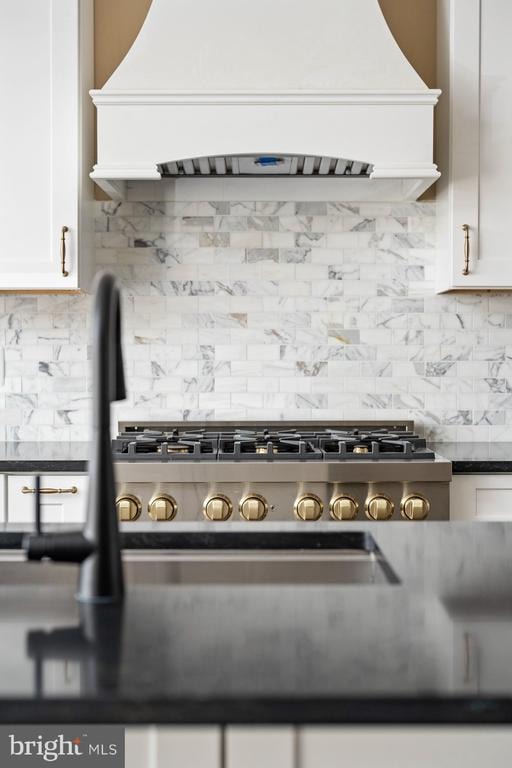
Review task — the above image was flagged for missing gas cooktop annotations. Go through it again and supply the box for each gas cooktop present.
[112,421,435,463]
[112,421,451,523]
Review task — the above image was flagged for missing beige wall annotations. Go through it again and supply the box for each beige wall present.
[93,0,437,198]
[94,0,152,88]
[94,0,437,88]
[378,0,437,88]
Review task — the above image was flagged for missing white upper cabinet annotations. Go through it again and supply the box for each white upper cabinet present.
[437,0,512,291]
[0,0,93,291]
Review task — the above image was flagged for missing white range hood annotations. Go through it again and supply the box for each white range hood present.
[90,0,440,201]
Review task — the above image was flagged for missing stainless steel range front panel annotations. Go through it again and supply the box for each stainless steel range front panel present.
[115,462,450,523]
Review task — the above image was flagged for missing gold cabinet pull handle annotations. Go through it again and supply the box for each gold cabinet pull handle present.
[463,632,471,684]
[462,224,470,275]
[21,486,78,495]
[60,225,69,277]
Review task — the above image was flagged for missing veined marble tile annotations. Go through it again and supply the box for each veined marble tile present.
[2,200,512,439]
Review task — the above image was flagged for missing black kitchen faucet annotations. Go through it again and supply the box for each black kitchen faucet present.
[24,271,126,603]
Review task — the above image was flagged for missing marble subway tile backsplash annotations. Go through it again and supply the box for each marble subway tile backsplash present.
[1,199,512,441]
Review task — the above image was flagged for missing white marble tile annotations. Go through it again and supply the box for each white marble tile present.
[1,199,512,438]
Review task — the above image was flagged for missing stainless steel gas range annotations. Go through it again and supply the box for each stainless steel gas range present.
[112,420,451,524]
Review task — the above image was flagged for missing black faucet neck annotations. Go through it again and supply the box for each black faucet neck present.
[79,271,126,603]
[25,271,126,605]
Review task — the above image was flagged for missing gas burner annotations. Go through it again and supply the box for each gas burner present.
[111,435,217,461]
[218,436,322,461]
[319,430,434,461]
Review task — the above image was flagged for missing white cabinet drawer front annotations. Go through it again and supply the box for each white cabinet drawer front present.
[476,488,512,520]
[226,727,295,768]
[299,727,512,768]
[125,729,150,768]
[450,475,512,521]
[7,475,88,523]
[125,727,221,768]
[0,476,5,523]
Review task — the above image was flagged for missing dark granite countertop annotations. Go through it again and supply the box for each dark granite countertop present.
[431,443,512,473]
[0,443,89,472]
[0,524,512,724]
[0,442,511,474]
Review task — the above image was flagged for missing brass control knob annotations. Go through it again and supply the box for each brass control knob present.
[116,494,142,522]
[239,494,268,521]
[294,494,323,521]
[401,494,430,521]
[203,494,232,522]
[330,495,358,521]
[148,493,177,521]
[365,494,394,521]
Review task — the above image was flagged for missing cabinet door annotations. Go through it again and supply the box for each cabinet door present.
[125,727,221,768]
[0,0,93,291]
[437,0,512,290]
[299,727,512,768]
[0,476,5,523]
[7,474,88,523]
[452,623,512,693]
[226,727,296,768]
[450,475,512,521]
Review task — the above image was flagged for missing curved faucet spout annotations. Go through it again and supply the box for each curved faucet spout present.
[92,271,126,429]
[79,271,126,603]
[25,271,127,605]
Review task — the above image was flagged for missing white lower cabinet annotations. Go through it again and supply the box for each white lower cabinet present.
[450,475,512,521]
[451,623,512,694]
[125,726,512,768]
[0,475,5,523]
[226,727,295,768]
[7,474,88,523]
[298,727,512,768]
[125,727,221,768]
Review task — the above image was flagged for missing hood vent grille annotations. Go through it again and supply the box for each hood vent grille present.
[158,154,373,178]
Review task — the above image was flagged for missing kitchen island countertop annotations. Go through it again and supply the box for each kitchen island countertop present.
[0,523,512,725]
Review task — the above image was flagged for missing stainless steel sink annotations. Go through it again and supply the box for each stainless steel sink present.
[0,533,399,586]
[122,549,398,585]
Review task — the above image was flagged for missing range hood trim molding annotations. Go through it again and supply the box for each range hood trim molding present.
[91,89,441,107]
[91,89,440,201]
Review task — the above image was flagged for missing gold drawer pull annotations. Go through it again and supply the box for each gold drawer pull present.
[60,225,69,277]
[462,224,470,275]
[21,486,78,495]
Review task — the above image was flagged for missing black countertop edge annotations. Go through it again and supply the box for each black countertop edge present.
[0,530,374,551]
[1,460,512,474]
[0,461,88,473]
[0,697,510,725]
[451,461,512,474]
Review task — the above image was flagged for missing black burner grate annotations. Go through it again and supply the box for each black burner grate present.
[218,434,323,461]
[111,425,435,462]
